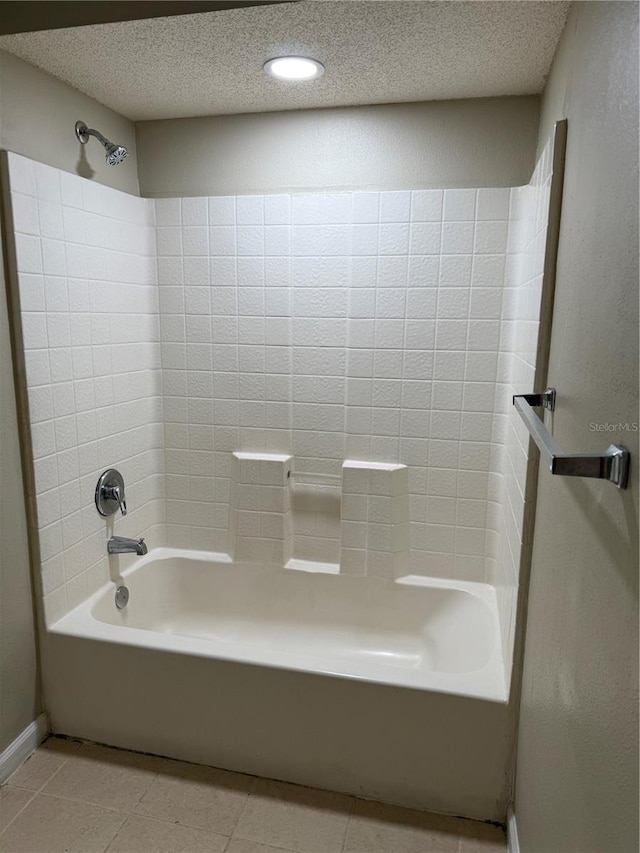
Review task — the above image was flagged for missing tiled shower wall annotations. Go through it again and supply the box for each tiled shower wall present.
[489,131,558,676]
[6,153,163,626]
[6,145,557,648]
[156,188,512,578]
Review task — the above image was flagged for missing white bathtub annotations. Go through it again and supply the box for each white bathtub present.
[42,548,513,820]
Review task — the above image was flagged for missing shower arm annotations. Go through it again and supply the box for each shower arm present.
[75,120,128,166]
[75,122,109,147]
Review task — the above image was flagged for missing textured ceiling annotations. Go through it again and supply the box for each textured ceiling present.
[0,1,570,122]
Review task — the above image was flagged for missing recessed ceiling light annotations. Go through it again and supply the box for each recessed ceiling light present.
[263,56,325,82]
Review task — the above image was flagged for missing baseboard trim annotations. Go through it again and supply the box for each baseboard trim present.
[507,807,520,853]
[0,714,48,784]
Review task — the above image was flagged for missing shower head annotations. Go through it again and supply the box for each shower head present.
[75,121,129,166]
[104,143,129,167]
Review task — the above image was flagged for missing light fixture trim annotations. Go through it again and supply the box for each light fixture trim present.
[263,56,325,81]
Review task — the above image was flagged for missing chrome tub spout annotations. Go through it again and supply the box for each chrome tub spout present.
[107,536,147,556]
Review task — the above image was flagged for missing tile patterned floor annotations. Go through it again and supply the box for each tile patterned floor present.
[0,738,506,853]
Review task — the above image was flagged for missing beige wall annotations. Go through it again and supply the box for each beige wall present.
[0,50,139,195]
[136,96,539,197]
[0,49,139,752]
[0,236,39,751]
[514,4,639,852]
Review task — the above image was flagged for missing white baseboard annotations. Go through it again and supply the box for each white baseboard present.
[507,807,520,853]
[0,714,48,784]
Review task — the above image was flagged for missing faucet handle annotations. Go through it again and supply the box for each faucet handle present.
[107,484,127,517]
[95,469,128,517]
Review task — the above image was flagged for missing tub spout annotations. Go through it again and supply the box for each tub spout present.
[107,536,147,556]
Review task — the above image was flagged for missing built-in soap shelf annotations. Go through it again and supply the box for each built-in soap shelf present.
[340,461,409,580]
[229,454,409,579]
[230,452,292,564]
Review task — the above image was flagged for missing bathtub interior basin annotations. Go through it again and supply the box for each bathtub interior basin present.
[51,547,507,701]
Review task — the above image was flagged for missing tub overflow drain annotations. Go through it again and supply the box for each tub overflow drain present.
[115,585,129,610]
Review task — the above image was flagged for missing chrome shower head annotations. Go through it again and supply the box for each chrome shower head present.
[104,143,129,167]
[75,120,129,166]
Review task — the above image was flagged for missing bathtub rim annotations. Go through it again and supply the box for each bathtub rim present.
[47,547,508,703]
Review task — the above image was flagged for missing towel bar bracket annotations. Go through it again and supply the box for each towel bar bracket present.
[513,388,630,489]
[519,387,556,412]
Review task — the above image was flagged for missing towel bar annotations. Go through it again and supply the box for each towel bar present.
[513,388,630,489]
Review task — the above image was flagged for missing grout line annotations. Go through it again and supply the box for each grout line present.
[15,787,235,837]
[223,774,254,841]
[98,808,129,853]
[339,797,356,853]
[10,739,77,796]
[124,762,163,813]
[34,759,67,794]
[225,832,299,853]
[0,786,37,840]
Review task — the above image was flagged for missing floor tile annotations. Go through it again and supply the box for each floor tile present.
[226,840,299,853]
[105,813,228,852]
[41,743,163,812]
[134,761,251,836]
[0,786,35,833]
[41,735,83,756]
[344,799,459,853]
[0,792,126,853]
[2,740,507,853]
[458,818,506,851]
[6,745,69,792]
[233,778,352,853]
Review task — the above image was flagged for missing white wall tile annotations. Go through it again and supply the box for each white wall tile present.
[442,222,475,254]
[476,188,511,221]
[443,189,477,221]
[9,156,551,627]
[181,196,208,226]
[379,223,410,255]
[411,190,443,222]
[9,156,162,624]
[380,191,411,223]
[475,221,509,254]
[352,192,379,224]
[264,194,291,225]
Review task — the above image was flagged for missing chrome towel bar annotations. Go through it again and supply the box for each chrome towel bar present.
[513,388,630,489]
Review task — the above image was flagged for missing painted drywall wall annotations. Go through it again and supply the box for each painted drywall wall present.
[0,234,39,752]
[0,49,139,751]
[0,50,139,195]
[514,4,639,852]
[136,96,540,197]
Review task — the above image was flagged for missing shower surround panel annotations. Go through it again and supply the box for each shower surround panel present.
[156,188,511,581]
[4,144,560,685]
[2,146,561,822]
[5,153,164,625]
[487,130,560,681]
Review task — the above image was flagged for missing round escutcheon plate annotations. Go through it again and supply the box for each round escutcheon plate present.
[95,468,126,517]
